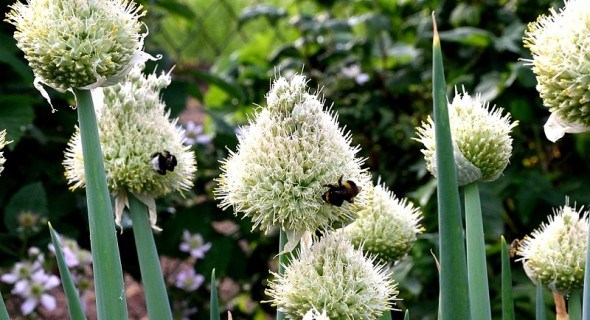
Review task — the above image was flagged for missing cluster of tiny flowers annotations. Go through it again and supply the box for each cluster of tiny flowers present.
[343,182,423,262]
[179,230,212,260]
[416,89,517,186]
[1,248,60,316]
[517,202,589,295]
[215,74,368,247]
[5,0,151,97]
[63,62,197,228]
[266,232,397,319]
[523,0,590,141]
[171,230,209,293]
[0,130,11,176]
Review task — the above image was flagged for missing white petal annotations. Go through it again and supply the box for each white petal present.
[40,294,57,311]
[80,51,161,90]
[132,193,161,231]
[544,112,590,142]
[21,298,38,315]
[1,273,18,284]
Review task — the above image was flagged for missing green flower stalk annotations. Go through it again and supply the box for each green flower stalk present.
[516,201,589,295]
[0,130,11,176]
[523,0,590,141]
[63,62,197,229]
[5,0,157,110]
[266,232,398,319]
[215,74,368,251]
[416,88,518,186]
[343,181,424,263]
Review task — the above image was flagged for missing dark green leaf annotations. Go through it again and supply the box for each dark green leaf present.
[5,182,48,235]
[0,95,36,149]
[438,27,494,47]
[239,5,286,26]
[154,0,195,20]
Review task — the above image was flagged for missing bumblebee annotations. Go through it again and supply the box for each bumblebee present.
[322,175,361,207]
[151,150,178,175]
[509,238,521,258]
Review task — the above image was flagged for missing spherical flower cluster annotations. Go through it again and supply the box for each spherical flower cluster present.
[523,0,590,141]
[416,89,517,186]
[516,202,589,295]
[63,62,197,229]
[5,0,155,104]
[343,182,423,262]
[215,74,368,249]
[0,129,10,176]
[266,232,397,319]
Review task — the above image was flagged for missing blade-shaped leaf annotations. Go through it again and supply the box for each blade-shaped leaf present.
[431,13,470,320]
[500,236,515,320]
[48,223,87,320]
[464,183,491,320]
[210,269,220,320]
[536,280,546,320]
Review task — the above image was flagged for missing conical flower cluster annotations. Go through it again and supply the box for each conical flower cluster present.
[517,201,589,295]
[215,74,368,249]
[63,62,196,229]
[5,0,155,109]
[266,232,397,319]
[523,0,590,141]
[416,89,517,186]
[343,181,423,262]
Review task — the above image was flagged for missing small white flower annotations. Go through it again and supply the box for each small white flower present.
[48,236,92,268]
[174,268,204,292]
[342,64,370,85]
[182,121,213,146]
[1,260,42,284]
[179,230,212,259]
[13,270,60,315]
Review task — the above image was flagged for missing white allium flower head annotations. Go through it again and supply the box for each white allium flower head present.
[63,62,197,230]
[523,0,590,141]
[416,88,518,186]
[215,74,368,251]
[517,200,589,295]
[0,130,11,176]
[343,181,423,262]
[5,0,159,110]
[266,232,397,319]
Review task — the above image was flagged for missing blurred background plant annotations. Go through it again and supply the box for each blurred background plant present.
[1,0,586,319]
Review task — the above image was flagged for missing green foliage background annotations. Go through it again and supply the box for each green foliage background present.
[1,0,588,319]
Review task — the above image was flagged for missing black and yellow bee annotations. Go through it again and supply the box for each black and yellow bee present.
[151,150,177,175]
[322,175,361,207]
[509,238,521,258]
